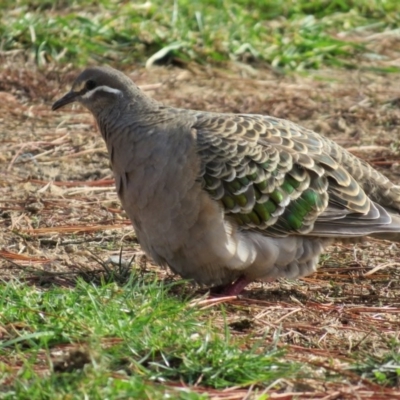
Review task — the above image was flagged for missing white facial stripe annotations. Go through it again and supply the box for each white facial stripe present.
[82,85,122,99]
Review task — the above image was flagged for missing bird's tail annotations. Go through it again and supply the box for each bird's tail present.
[369,212,400,242]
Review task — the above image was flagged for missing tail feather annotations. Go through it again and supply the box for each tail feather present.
[311,202,400,240]
[370,213,400,242]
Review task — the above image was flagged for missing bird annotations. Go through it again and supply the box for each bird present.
[52,66,400,296]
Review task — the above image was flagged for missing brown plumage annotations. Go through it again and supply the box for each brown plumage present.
[52,66,400,295]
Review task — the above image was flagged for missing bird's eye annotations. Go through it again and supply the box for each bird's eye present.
[85,80,97,90]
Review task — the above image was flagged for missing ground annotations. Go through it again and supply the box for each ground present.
[1,54,400,399]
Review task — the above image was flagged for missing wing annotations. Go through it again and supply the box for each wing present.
[193,112,396,238]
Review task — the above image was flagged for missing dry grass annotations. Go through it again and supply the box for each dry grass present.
[1,54,400,398]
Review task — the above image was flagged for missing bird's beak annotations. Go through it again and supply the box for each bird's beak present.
[52,91,80,111]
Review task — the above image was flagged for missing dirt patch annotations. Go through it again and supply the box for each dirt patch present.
[1,54,400,397]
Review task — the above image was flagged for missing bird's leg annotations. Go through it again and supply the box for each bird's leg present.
[211,275,250,296]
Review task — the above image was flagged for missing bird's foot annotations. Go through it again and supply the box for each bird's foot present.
[211,275,250,297]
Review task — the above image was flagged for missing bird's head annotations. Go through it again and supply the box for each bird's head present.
[52,66,144,115]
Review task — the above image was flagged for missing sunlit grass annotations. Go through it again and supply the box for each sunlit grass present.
[0,277,299,398]
[1,0,399,69]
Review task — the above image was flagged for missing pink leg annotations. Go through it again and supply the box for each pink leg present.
[212,275,251,296]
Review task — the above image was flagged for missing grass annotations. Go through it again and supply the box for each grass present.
[1,0,399,69]
[0,276,299,399]
[351,346,400,387]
